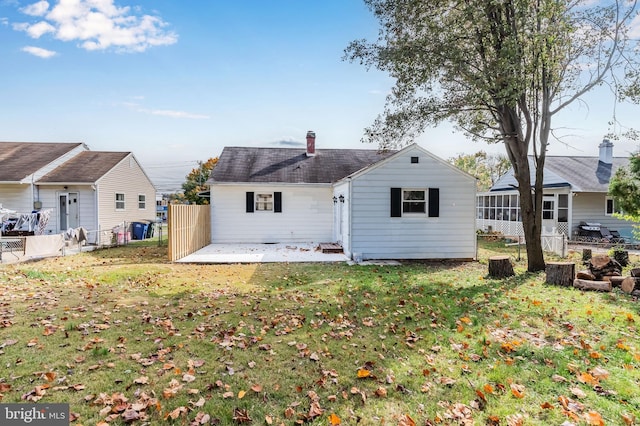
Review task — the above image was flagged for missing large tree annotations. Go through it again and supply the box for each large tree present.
[182,157,218,205]
[345,0,639,271]
[449,151,510,191]
[609,152,640,240]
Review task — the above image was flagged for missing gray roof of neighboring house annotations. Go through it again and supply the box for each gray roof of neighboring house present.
[210,147,396,184]
[0,142,84,182]
[491,156,629,192]
[37,151,131,184]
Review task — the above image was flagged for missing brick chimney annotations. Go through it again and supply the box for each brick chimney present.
[599,139,613,164]
[306,131,316,157]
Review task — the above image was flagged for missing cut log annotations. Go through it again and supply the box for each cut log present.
[573,279,612,292]
[609,276,626,288]
[545,262,575,287]
[582,249,592,263]
[576,270,596,280]
[590,254,612,269]
[585,254,622,280]
[488,256,515,278]
[621,277,638,294]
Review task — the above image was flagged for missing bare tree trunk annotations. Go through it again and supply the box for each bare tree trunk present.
[504,131,546,273]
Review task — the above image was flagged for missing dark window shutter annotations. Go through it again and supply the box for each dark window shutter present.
[274,192,282,213]
[246,192,254,213]
[428,188,439,217]
[390,188,402,217]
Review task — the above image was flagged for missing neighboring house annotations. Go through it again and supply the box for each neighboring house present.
[208,132,477,261]
[476,139,636,241]
[0,142,156,239]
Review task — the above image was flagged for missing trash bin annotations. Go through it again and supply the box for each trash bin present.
[144,221,155,238]
[131,222,148,240]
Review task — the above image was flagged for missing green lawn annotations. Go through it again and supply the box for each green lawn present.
[0,239,638,425]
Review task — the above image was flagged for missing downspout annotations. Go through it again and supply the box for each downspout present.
[93,184,99,238]
[347,177,353,260]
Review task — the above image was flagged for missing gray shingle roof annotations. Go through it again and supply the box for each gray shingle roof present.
[491,155,629,192]
[37,151,131,184]
[210,147,396,184]
[0,142,84,182]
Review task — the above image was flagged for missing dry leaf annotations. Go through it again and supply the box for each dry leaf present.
[232,408,252,423]
[584,411,604,426]
[356,368,370,378]
[375,387,387,398]
[238,390,246,399]
[570,386,587,399]
[328,412,341,425]
[284,407,295,419]
[398,414,416,426]
[510,383,525,399]
[308,401,323,419]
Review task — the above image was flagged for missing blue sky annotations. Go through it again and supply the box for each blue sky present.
[1,0,639,191]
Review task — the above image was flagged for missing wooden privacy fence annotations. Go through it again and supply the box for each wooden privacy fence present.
[168,204,211,261]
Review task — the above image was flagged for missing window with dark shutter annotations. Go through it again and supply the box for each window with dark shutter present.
[246,192,254,213]
[390,188,402,217]
[428,188,439,217]
[274,192,282,213]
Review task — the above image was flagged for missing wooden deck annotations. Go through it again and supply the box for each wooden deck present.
[318,243,343,254]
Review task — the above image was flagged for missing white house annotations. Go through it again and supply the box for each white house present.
[0,142,156,240]
[476,139,636,242]
[209,132,477,261]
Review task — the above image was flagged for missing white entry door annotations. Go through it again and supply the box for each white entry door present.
[59,192,79,231]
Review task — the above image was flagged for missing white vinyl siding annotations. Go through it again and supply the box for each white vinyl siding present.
[348,147,476,260]
[571,193,634,239]
[97,155,156,231]
[0,184,33,213]
[211,185,333,243]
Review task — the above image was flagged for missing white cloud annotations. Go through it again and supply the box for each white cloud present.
[14,0,177,52]
[20,0,49,16]
[25,20,55,38]
[148,109,210,120]
[21,45,57,58]
[122,101,210,120]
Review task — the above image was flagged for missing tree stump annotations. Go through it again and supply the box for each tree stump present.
[488,256,515,278]
[545,262,575,287]
[582,249,592,263]
[613,249,629,267]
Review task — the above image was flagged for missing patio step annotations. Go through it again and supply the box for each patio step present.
[318,243,343,254]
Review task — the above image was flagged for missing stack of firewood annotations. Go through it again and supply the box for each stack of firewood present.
[575,254,639,295]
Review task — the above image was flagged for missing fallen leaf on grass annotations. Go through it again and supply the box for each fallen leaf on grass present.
[398,414,416,426]
[233,407,252,423]
[510,383,525,399]
[164,406,188,420]
[570,386,587,399]
[584,411,604,426]
[328,412,341,425]
[357,368,371,378]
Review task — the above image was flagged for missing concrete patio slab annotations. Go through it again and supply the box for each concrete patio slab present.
[176,243,349,263]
